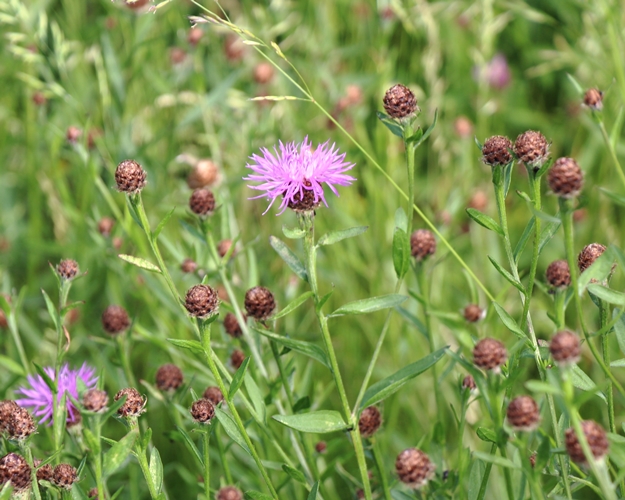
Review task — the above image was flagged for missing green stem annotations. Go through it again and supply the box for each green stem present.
[498,445,515,500]
[23,446,42,500]
[299,212,372,500]
[93,415,106,500]
[599,299,615,434]
[596,118,625,191]
[133,426,159,500]
[215,425,233,485]
[6,309,30,376]
[520,171,541,331]
[371,438,392,500]
[476,443,497,500]
[117,334,137,388]
[203,430,211,499]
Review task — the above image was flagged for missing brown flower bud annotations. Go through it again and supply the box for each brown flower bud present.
[462,375,476,391]
[155,364,184,391]
[184,284,219,318]
[253,62,274,84]
[549,331,581,366]
[7,406,36,440]
[287,189,320,212]
[230,349,246,370]
[187,159,218,189]
[170,47,186,66]
[383,84,418,119]
[83,389,109,413]
[52,463,77,490]
[32,92,46,106]
[88,487,99,499]
[468,190,488,211]
[548,157,583,198]
[315,441,327,453]
[189,188,215,216]
[410,229,436,261]
[506,396,540,431]
[217,486,243,500]
[124,0,150,10]
[546,260,571,288]
[463,304,484,323]
[115,160,147,194]
[482,136,512,166]
[102,305,130,335]
[0,400,19,434]
[98,217,115,237]
[190,399,215,424]
[223,313,244,338]
[578,243,606,273]
[583,88,603,111]
[358,406,382,438]
[395,448,435,488]
[218,239,235,259]
[244,286,276,320]
[114,388,146,418]
[473,338,507,372]
[35,461,53,482]
[565,420,609,463]
[0,453,31,491]
[181,258,198,274]
[188,27,203,46]
[529,452,536,469]
[454,116,473,139]
[224,35,245,62]
[56,259,79,281]
[66,126,82,144]
[203,386,224,406]
[513,130,549,169]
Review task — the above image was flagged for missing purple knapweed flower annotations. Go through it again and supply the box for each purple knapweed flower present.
[16,363,97,425]
[244,137,356,215]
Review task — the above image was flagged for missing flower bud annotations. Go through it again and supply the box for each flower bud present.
[0,453,31,491]
[358,406,382,438]
[223,313,244,338]
[244,286,276,320]
[189,188,215,216]
[115,160,147,194]
[155,364,184,391]
[583,88,603,111]
[217,486,243,500]
[102,305,130,335]
[57,259,79,281]
[203,386,224,406]
[395,448,435,489]
[83,389,109,413]
[410,229,436,261]
[578,243,606,273]
[473,338,507,372]
[565,420,608,464]
[548,157,583,198]
[190,399,215,424]
[506,396,540,431]
[114,388,146,418]
[545,260,571,288]
[52,463,77,490]
[383,84,418,119]
[463,304,484,323]
[482,136,512,166]
[184,284,219,318]
[513,130,549,170]
[549,331,581,366]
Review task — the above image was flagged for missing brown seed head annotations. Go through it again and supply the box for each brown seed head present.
[88,487,99,499]
[565,420,609,464]
[463,304,484,323]
[7,406,36,440]
[203,386,224,406]
[383,84,418,119]
[254,62,274,84]
[230,349,246,370]
[98,217,115,237]
[52,463,77,490]
[358,406,382,438]
[57,259,79,281]
[482,135,513,166]
[187,159,219,189]
[395,448,435,489]
[0,453,31,491]
[550,331,581,366]
[548,157,583,198]
[155,364,184,391]
[315,441,327,453]
[546,260,571,288]
[218,239,235,259]
[578,243,606,273]
[189,188,216,216]
[0,401,19,434]
[223,313,243,338]
[190,399,215,424]
[410,229,436,261]
[115,160,147,194]
[66,126,82,143]
[102,305,130,335]
[473,338,507,372]
[513,130,550,169]
[181,258,198,274]
[583,88,603,111]
[216,486,243,500]
[184,284,219,318]
[83,389,109,413]
[462,375,476,391]
[506,396,540,431]
[244,286,276,320]
[114,388,146,418]
[188,27,203,46]
[36,461,53,482]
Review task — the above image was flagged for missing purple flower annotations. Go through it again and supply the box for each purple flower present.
[244,137,356,214]
[16,363,97,425]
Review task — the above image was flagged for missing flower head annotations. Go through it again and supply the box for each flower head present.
[16,363,97,425]
[244,137,355,214]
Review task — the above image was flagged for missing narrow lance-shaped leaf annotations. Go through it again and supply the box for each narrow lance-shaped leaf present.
[317,226,368,246]
[392,228,411,279]
[492,302,526,339]
[254,328,330,368]
[466,208,504,236]
[118,254,161,273]
[229,357,251,399]
[272,410,348,434]
[271,291,314,320]
[214,408,250,455]
[328,294,407,317]
[488,256,525,294]
[269,236,307,281]
[103,431,138,477]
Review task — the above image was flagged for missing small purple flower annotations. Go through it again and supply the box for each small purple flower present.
[244,137,356,214]
[16,363,97,425]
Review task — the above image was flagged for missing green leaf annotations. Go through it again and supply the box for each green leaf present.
[611,107,625,148]
[488,257,525,294]
[408,109,438,148]
[149,447,163,495]
[118,254,161,273]
[611,359,625,367]
[229,357,251,399]
[476,427,497,444]
[41,288,59,331]
[0,355,24,376]
[566,73,584,95]
[600,188,625,208]
[492,302,526,339]
[153,207,176,239]
[538,219,561,254]
[269,236,307,281]
[244,491,274,500]
[360,347,447,408]
[466,208,503,236]
[273,410,348,434]
[83,428,101,455]
[328,294,406,317]
[282,464,307,484]
[513,217,534,263]
[394,207,409,233]
[571,364,606,403]
[614,310,625,357]
[376,111,403,138]
[254,328,330,368]
[103,431,138,477]
[307,482,319,500]
[578,250,614,294]
[317,226,368,246]
[244,372,266,423]
[271,291,314,320]
[472,451,519,470]
[525,380,562,395]
[392,228,411,279]
[587,284,625,307]
[529,205,560,224]
[215,407,251,455]
[167,338,204,356]
[282,225,306,240]
[174,426,203,467]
